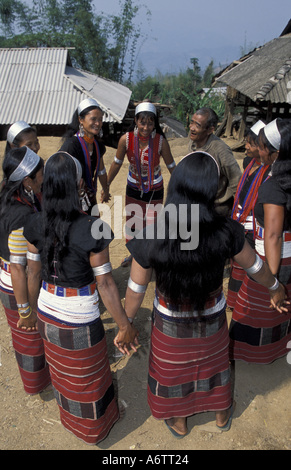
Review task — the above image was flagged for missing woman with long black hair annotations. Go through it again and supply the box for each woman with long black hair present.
[0,147,50,394]
[118,151,288,438]
[23,151,138,445]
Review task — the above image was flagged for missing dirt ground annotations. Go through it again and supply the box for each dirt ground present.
[0,136,290,452]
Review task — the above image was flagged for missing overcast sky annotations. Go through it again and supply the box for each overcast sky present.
[94,0,290,77]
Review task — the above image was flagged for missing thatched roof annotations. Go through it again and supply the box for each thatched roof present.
[214,32,291,106]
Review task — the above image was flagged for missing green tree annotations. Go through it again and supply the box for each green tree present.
[0,0,149,82]
[202,59,214,87]
[130,58,225,127]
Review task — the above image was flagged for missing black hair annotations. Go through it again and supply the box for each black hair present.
[148,152,233,310]
[0,147,44,217]
[134,110,165,137]
[245,119,267,146]
[41,152,81,279]
[62,105,103,141]
[195,107,218,129]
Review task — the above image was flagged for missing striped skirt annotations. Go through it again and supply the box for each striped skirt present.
[227,260,246,309]
[148,290,232,420]
[229,227,291,363]
[0,267,50,394]
[229,275,291,363]
[125,185,163,243]
[37,311,119,445]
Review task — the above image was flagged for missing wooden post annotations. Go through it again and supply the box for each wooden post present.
[225,87,236,137]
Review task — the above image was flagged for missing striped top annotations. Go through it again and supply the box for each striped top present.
[126,131,163,192]
[8,228,27,255]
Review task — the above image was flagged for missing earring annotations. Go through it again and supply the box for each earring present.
[79,123,84,137]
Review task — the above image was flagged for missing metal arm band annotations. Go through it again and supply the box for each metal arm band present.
[268,277,279,291]
[92,262,112,276]
[17,302,29,308]
[27,251,41,262]
[167,161,176,169]
[114,156,123,165]
[127,276,147,294]
[245,254,263,276]
[98,168,107,176]
[10,255,27,266]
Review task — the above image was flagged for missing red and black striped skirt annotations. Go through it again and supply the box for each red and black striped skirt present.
[0,269,50,395]
[229,275,291,363]
[37,311,119,445]
[227,260,246,309]
[147,292,232,420]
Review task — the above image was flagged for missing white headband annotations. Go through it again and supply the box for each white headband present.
[251,120,265,136]
[78,98,101,115]
[9,147,40,182]
[70,155,82,184]
[135,102,157,116]
[263,119,281,150]
[7,121,32,144]
[45,152,82,184]
[182,151,220,177]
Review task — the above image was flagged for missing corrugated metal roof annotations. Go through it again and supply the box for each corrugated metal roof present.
[0,48,132,125]
[215,35,291,104]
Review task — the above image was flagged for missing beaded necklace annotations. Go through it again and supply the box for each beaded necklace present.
[133,131,154,194]
[76,132,101,192]
[231,158,270,226]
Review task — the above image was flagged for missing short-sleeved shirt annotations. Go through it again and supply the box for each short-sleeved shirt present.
[60,136,106,183]
[24,212,113,288]
[0,200,37,261]
[189,134,242,205]
[254,176,287,228]
[127,217,245,292]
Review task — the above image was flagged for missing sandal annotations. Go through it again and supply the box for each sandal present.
[216,402,236,432]
[164,420,189,439]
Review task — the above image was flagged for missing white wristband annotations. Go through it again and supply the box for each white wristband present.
[92,262,112,276]
[127,276,147,294]
[10,255,27,266]
[27,251,41,262]
[114,156,123,165]
[268,277,279,291]
[246,254,263,276]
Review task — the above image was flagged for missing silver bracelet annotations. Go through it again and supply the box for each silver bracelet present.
[127,276,147,294]
[10,255,27,266]
[245,254,263,276]
[17,302,29,308]
[268,277,279,291]
[114,156,123,165]
[167,161,176,169]
[98,168,107,176]
[92,262,112,276]
[27,251,41,262]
